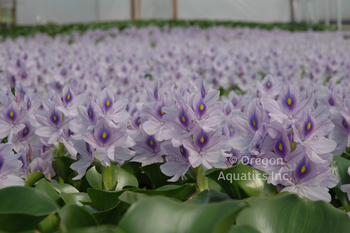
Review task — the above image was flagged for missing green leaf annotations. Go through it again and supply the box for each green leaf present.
[140,163,170,188]
[64,225,126,233]
[118,191,148,207]
[52,157,75,183]
[87,188,124,210]
[121,162,142,177]
[130,184,196,201]
[0,186,59,232]
[113,166,139,190]
[118,196,247,233]
[86,189,128,225]
[236,192,350,233]
[59,204,98,232]
[36,214,60,233]
[195,165,221,192]
[50,183,79,194]
[101,165,117,190]
[61,192,91,206]
[35,178,63,206]
[228,225,261,233]
[86,166,102,189]
[204,164,278,199]
[25,172,45,187]
[331,156,350,211]
[185,189,231,204]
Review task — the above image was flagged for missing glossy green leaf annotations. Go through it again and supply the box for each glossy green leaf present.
[140,163,170,188]
[86,166,102,189]
[64,225,126,233]
[204,164,278,199]
[36,214,60,233]
[0,186,59,232]
[195,165,222,192]
[61,192,91,206]
[113,166,139,190]
[25,172,45,187]
[50,183,79,194]
[228,225,261,233]
[121,162,142,177]
[185,189,231,204]
[118,191,148,207]
[331,156,350,212]
[118,196,247,233]
[131,184,196,201]
[236,192,350,233]
[52,157,75,183]
[87,188,124,210]
[35,178,63,205]
[101,165,117,190]
[59,204,98,232]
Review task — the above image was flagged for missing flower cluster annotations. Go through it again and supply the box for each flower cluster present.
[0,26,350,203]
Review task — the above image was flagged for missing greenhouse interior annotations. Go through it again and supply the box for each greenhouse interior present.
[0,0,350,233]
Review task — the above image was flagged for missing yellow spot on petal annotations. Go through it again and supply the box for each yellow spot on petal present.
[307,122,311,130]
[253,120,256,126]
[24,129,28,134]
[53,115,57,121]
[329,100,333,105]
[227,108,230,113]
[233,100,236,105]
[137,119,141,124]
[230,127,234,132]
[21,92,24,97]
[203,90,205,96]
[161,110,165,115]
[67,94,70,100]
[301,165,306,173]
[106,100,110,107]
[10,112,14,117]
[278,143,283,151]
[230,152,233,154]
[200,104,204,111]
[28,101,31,107]
[89,111,92,116]
[150,140,154,146]
[70,130,73,134]
[287,98,292,105]
[180,148,184,153]
[37,169,40,172]
[102,132,107,139]
[267,82,271,87]
[182,116,186,122]
[330,115,333,119]
[344,121,347,127]
[200,137,205,143]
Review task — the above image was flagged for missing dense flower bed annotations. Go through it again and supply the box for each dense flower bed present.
[0,25,350,232]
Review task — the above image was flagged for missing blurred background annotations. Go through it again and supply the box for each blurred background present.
[0,0,349,29]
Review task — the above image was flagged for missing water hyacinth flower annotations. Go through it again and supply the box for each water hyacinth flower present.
[160,142,191,182]
[183,127,229,169]
[82,118,130,167]
[35,103,71,144]
[191,92,223,132]
[0,101,29,142]
[262,83,315,124]
[93,88,129,125]
[69,100,98,138]
[132,126,163,166]
[280,156,338,202]
[0,143,24,188]
[70,140,96,180]
[56,84,86,117]
[293,113,336,164]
